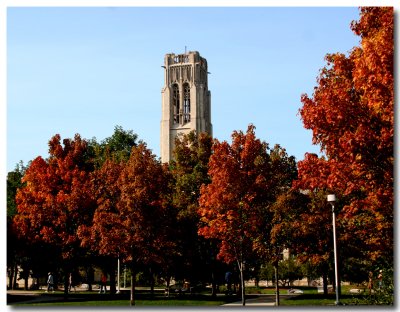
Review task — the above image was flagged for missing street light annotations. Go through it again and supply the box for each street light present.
[327,194,340,305]
[116,254,121,294]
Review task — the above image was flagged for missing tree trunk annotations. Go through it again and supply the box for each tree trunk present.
[86,266,93,291]
[166,276,171,298]
[8,266,14,289]
[64,271,69,300]
[274,263,280,306]
[110,266,116,295]
[150,267,155,299]
[211,271,217,298]
[238,261,246,306]
[322,269,328,296]
[130,266,136,306]
[13,264,18,289]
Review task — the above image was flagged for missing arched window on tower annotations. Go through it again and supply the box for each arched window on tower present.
[172,84,180,124]
[183,83,191,124]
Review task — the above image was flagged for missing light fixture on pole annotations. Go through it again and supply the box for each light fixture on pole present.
[327,194,340,305]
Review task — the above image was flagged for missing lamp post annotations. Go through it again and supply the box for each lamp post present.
[116,254,121,294]
[327,194,340,305]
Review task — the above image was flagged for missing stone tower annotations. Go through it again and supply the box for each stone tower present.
[160,51,212,163]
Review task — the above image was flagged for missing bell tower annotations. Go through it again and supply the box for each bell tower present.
[160,51,212,163]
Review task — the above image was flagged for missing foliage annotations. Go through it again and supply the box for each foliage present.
[14,134,96,261]
[79,143,175,264]
[295,7,393,263]
[172,131,212,220]
[364,267,393,305]
[198,125,298,305]
[89,125,139,167]
[13,134,98,296]
[78,143,175,304]
[7,162,29,289]
[170,131,220,286]
[7,161,28,218]
[199,125,270,265]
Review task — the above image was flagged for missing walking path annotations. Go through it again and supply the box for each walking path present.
[222,294,296,306]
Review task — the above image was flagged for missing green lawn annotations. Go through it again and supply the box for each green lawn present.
[9,291,236,306]
[25,299,230,306]
[8,286,386,307]
[280,294,370,306]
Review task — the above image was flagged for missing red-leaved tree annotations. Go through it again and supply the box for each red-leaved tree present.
[198,125,297,305]
[79,143,174,305]
[295,7,393,263]
[14,134,96,297]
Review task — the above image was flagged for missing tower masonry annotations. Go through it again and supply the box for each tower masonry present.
[160,51,212,163]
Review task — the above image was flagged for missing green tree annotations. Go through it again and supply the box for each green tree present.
[90,125,139,167]
[170,131,221,294]
[7,162,28,289]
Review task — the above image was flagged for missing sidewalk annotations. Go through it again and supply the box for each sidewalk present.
[223,298,275,306]
[222,294,296,306]
[7,290,64,304]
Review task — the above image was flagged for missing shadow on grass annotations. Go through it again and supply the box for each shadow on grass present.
[8,290,240,306]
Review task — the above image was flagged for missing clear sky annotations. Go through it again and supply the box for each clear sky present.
[5,6,367,171]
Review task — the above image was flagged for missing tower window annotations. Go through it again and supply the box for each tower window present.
[183,83,191,123]
[172,84,180,124]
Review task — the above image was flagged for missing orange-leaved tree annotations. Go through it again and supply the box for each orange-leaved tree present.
[14,134,96,297]
[295,7,393,264]
[79,143,175,306]
[198,125,297,305]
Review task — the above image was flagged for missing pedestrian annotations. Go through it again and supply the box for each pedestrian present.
[46,272,55,293]
[69,272,76,292]
[99,273,107,293]
[225,271,232,295]
[367,271,373,295]
[377,269,383,289]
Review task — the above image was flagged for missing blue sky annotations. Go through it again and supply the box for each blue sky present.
[6,6,363,171]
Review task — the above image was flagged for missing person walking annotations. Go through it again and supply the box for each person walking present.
[367,271,373,295]
[99,273,107,293]
[46,272,55,293]
[68,273,77,292]
[225,271,232,295]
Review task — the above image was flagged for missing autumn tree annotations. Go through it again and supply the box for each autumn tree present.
[288,188,336,295]
[14,134,96,297]
[252,146,298,305]
[79,143,174,305]
[81,126,139,293]
[198,125,297,305]
[295,7,393,267]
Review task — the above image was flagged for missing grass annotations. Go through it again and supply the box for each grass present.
[23,299,230,306]
[8,285,384,306]
[9,290,236,306]
[280,285,379,306]
[280,294,369,306]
